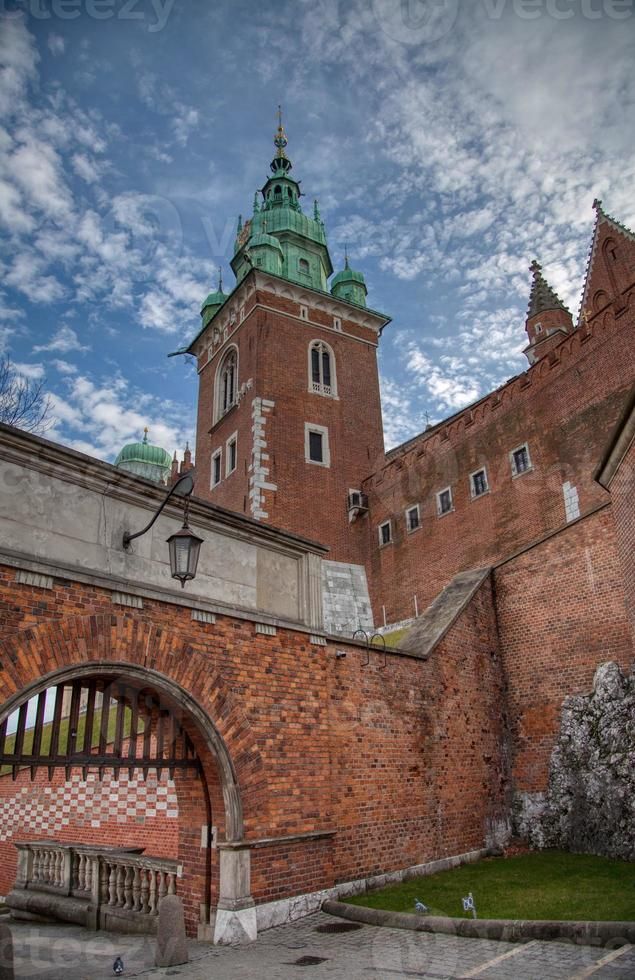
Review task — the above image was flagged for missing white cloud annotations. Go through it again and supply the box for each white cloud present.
[48,371,194,463]
[47,34,66,57]
[0,16,39,118]
[34,325,90,354]
[71,153,102,184]
[51,359,78,375]
[13,361,44,380]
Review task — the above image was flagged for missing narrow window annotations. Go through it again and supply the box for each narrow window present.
[333,317,341,331]
[406,505,420,532]
[299,257,310,275]
[226,434,237,476]
[534,322,543,334]
[216,347,238,421]
[305,423,330,467]
[309,431,323,463]
[309,340,336,396]
[300,305,308,320]
[378,521,392,546]
[470,468,489,498]
[437,487,453,516]
[511,444,531,477]
[211,450,222,488]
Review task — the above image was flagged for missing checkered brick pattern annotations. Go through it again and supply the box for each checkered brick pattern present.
[0,770,179,842]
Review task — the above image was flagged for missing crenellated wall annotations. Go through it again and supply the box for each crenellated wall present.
[362,301,634,626]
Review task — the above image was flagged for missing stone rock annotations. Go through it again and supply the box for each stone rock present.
[154,895,188,968]
[515,662,635,860]
[0,922,14,980]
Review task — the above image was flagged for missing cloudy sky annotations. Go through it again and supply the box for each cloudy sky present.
[0,2,634,458]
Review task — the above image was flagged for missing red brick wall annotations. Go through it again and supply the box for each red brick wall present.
[365,304,635,625]
[0,564,506,926]
[493,507,633,796]
[606,436,635,645]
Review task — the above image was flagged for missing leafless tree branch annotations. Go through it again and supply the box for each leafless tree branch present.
[0,356,53,434]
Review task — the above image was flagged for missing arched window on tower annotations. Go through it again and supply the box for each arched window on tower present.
[215,347,238,422]
[309,340,336,397]
[299,257,310,277]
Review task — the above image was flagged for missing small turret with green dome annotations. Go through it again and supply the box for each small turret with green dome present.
[114,429,173,485]
[231,108,333,291]
[331,247,368,308]
[201,269,228,328]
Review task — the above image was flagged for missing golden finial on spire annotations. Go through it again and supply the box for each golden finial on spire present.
[143,427,149,444]
[273,104,288,156]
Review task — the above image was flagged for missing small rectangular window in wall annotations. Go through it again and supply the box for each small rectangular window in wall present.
[437,487,453,516]
[378,520,392,547]
[406,505,420,532]
[300,305,308,320]
[470,467,489,498]
[211,449,222,488]
[333,317,342,331]
[226,434,237,476]
[511,443,532,477]
[305,423,330,467]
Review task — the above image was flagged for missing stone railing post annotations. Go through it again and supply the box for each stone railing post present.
[62,846,73,896]
[14,843,32,890]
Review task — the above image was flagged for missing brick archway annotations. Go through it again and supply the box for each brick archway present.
[0,613,268,940]
[0,612,269,841]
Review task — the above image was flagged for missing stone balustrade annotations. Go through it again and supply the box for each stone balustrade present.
[9,841,181,933]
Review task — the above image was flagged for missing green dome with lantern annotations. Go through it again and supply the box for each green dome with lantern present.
[331,249,368,307]
[115,429,172,485]
[201,269,228,328]
[231,109,333,291]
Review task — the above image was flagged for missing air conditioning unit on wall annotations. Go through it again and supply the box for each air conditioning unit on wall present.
[347,490,369,522]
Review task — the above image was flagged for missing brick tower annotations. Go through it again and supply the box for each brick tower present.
[186,114,389,562]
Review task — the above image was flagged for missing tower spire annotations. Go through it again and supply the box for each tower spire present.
[523,259,573,365]
[271,105,292,174]
[527,259,569,318]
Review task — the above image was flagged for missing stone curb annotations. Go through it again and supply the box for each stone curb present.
[322,899,635,946]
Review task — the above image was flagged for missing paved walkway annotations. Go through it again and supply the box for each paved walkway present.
[4,912,635,979]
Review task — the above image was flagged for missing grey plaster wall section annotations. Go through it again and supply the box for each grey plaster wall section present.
[0,426,327,628]
[321,561,374,636]
[399,568,491,658]
[514,661,635,860]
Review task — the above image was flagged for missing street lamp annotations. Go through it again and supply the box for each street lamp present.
[123,472,204,588]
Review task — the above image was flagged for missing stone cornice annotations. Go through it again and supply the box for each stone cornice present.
[187,267,390,359]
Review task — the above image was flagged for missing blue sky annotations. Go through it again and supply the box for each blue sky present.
[1,2,634,458]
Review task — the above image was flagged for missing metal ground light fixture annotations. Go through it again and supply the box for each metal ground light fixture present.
[123,472,204,588]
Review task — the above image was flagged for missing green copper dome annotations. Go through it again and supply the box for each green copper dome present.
[115,431,172,485]
[331,253,367,307]
[202,289,227,311]
[231,111,333,291]
[331,267,366,288]
[201,269,228,327]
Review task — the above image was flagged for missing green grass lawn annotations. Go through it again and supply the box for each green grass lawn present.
[346,852,635,921]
